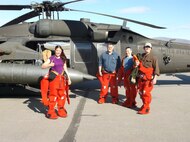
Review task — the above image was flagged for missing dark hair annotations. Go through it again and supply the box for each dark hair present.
[125,47,132,50]
[55,45,67,62]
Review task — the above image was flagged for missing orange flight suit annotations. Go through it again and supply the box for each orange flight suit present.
[118,55,138,108]
[97,71,118,104]
[40,74,49,106]
[47,75,67,119]
[137,50,160,115]
[40,50,51,106]
[137,62,154,114]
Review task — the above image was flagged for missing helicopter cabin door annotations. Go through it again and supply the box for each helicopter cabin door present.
[70,41,98,76]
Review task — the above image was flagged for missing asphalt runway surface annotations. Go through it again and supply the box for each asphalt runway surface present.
[0,73,190,142]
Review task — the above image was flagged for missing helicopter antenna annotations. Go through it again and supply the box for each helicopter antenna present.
[123,20,127,27]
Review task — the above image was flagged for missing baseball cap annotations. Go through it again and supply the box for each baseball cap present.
[144,42,152,48]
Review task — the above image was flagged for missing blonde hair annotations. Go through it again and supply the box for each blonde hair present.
[42,49,52,62]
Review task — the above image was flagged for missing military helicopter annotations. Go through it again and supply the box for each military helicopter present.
[0,0,190,87]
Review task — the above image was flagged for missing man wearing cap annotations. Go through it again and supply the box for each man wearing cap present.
[97,43,121,104]
[137,42,160,114]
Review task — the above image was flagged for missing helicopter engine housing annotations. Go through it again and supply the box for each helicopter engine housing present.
[34,19,89,38]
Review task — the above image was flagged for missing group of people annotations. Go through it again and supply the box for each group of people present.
[97,42,160,115]
[40,42,159,120]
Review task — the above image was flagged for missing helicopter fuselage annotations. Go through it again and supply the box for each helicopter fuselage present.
[0,19,190,85]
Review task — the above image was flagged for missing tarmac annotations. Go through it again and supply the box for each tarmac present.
[0,73,190,142]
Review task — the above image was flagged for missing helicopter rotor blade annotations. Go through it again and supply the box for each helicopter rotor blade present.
[0,1,85,27]
[67,8,166,29]
[51,0,85,11]
[59,0,85,6]
[1,10,40,27]
[0,1,85,11]
[0,1,166,29]
[0,5,31,10]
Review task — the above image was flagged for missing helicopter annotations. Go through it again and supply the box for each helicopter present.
[0,0,190,87]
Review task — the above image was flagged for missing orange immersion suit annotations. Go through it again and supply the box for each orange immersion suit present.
[97,71,118,104]
[40,74,49,106]
[40,72,70,119]
[137,62,154,114]
[118,55,138,108]
[40,49,52,106]
[47,74,67,119]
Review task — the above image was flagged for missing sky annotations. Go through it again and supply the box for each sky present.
[0,0,190,40]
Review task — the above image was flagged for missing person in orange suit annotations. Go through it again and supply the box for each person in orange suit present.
[97,43,121,104]
[137,42,160,114]
[40,49,52,106]
[41,45,71,119]
[118,47,139,108]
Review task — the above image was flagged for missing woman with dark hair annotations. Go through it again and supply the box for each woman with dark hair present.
[41,45,71,119]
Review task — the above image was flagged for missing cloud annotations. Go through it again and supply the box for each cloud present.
[119,6,150,14]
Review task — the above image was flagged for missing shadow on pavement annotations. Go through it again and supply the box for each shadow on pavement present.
[157,74,190,85]
[23,97,47,114]
[0,85,41,98]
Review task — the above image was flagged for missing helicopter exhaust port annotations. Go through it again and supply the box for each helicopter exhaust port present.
[90,30,108,42]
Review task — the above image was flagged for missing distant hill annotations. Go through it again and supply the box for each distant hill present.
[153,37,190,44]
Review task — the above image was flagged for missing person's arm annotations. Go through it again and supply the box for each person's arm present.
[64,63,72,85]
[99,66,102,76]
[98,54,103,76]
[152,75,157,85]
[41,59,54,69]
[152,57,160,85]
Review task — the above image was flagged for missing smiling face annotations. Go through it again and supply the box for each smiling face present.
[144,46,152,54]
[55,46,63,57]
[125,47,132,57]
